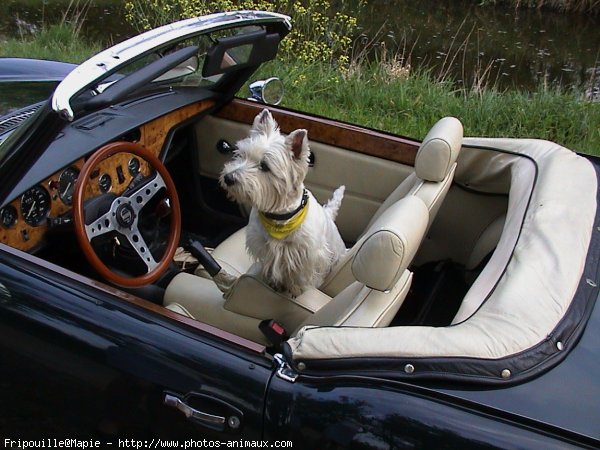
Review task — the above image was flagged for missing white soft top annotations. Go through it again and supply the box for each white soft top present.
[287,138,597,362]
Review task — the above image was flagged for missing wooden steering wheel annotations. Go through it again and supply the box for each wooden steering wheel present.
[73,141,181,287]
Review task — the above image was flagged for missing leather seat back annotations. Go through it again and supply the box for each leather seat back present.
[320,117,463,296]
[294,195,429,331]
[367,116,463,230]
[215,195,429,339]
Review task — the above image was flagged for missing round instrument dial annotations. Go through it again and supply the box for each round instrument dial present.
[58,166,80,205]
[0,205,17,228]
[98,173,112,193]
[20,185,51,226]
[128,157,140,176]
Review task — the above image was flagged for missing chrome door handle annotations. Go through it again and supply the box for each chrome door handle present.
[164,393,225,426]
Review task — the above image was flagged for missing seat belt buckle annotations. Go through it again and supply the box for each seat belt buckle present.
[259,319,288,347]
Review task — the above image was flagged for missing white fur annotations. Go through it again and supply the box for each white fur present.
[219,109,346,297]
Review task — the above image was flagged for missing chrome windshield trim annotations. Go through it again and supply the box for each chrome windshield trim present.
[52,11,291,121]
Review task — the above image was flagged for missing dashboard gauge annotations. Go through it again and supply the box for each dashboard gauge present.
[128,157,140,176]
[99,173,112,193]
[58,166,80,205]
[20,185,51,226]
[0,205,17,229]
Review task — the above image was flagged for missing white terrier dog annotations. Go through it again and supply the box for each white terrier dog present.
[219,109,346,297]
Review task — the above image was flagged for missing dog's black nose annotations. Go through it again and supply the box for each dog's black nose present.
[224,173,235,186]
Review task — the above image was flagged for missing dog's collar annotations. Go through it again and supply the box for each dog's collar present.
[258,190,309,240]
[261,189,309,221]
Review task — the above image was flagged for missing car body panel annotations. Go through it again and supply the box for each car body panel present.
[265,375,590,449]
[0,58,76,83]
[0,244,270,438]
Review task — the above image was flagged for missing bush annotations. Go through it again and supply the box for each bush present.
[124,0,361,67]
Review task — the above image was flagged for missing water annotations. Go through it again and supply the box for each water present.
[357,0,600,93]
[0,0,598,117]
[0,0,133,44]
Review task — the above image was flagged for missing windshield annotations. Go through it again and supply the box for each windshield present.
[0,19,283,165]
[52,11,291,121]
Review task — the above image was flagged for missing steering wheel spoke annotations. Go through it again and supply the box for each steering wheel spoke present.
[85,208,117,240]
[126,171,167,208]
[121,225,159,272]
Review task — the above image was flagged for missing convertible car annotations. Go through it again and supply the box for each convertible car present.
[1,11,599,448]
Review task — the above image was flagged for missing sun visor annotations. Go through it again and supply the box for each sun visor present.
[202,30,280,78]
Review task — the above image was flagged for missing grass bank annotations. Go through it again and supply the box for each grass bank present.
[480,0,600,15]
[1,22,598,155]
[0,22,101,63]
[257,61,600,155]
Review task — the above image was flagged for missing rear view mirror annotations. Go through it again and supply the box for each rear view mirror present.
[202,30,280,77]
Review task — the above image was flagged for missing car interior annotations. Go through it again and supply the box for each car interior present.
[0,91,509,349]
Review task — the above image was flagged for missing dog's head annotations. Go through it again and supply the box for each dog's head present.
[219,109,310,212]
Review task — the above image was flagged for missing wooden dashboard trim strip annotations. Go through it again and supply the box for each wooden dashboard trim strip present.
[216,98,419,165]
[139,99,215,156]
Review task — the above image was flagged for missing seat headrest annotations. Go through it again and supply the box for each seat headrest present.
[415,117,463,182]
[352,196,429,291]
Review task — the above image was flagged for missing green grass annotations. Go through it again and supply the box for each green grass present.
[256,61,600,155]
[0,23,100,63]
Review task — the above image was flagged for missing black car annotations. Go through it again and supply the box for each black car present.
[0,11,599,448]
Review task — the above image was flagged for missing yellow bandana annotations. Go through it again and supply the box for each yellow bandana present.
[258,200,309,240]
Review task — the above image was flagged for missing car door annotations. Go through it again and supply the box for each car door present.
[264,371,586,449]
[193,99,419,244]
[0,244,273,440]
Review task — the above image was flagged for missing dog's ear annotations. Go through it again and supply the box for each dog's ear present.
[251,108,278,136]
[285,129,309,161]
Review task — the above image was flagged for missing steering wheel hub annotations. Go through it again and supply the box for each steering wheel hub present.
[115,202,136,228]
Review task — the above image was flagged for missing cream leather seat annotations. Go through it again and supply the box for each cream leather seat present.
[164,196,429,344]
[201,117,463,289]
[319,116,463,295]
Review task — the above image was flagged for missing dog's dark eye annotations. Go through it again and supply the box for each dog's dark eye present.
[259,161,270,172]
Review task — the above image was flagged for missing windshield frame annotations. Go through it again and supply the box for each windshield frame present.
[52,10,291,121]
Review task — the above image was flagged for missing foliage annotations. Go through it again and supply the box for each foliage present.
[124,0,361,67]
[2,6,598,155]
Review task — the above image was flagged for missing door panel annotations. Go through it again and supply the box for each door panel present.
[265,376,584,449]
[195,102,418,242]
[0,247,271,439]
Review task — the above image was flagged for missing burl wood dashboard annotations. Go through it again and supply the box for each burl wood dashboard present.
[0,100,213,252]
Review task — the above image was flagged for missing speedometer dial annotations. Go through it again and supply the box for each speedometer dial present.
[20,185,51,226]
[58,166,80,205]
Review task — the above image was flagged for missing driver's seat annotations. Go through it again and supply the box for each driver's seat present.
[163,195,429,344]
